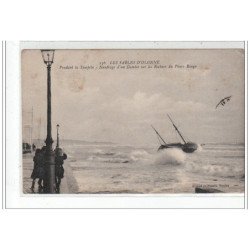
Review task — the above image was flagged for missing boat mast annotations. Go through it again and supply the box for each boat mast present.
[151,125,168,145]
[167,114,186,144]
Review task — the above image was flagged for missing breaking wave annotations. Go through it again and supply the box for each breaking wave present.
[129,150,151,162]
[185,162,244,179]
[84,148,187,166]
[154,148,186,165]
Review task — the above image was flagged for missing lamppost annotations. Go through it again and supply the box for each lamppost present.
[56,124,60,148]
[41,49,56,193]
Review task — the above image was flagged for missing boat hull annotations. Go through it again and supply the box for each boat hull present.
[158,142,198,153]
[182,142,198,153]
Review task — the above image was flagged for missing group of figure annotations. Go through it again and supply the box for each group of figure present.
[31,146,67,193]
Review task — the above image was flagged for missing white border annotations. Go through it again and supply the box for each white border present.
[20,41,244,50]
[5,41,245,208]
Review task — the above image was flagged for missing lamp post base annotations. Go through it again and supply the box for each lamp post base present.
[44,149,56,194]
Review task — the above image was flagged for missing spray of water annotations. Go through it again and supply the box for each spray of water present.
[154,148,186,165]
[130,150,151,162]
[197,144,203,152]
[129,148,186,166]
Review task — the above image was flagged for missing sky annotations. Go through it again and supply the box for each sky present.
[22,49,245,146]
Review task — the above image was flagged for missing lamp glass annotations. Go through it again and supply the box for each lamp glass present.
[41,50,55,64]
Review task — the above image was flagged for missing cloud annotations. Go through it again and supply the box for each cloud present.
[22,49,245,145]
[103,91,207,121]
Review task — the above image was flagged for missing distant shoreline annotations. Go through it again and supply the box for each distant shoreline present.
[31,138,245,148]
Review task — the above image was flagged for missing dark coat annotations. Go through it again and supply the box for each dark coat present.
[31,152,45,179]
[55,155,64,178]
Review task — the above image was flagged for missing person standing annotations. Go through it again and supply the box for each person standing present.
[54,148,67,193]
[31,148,45,193]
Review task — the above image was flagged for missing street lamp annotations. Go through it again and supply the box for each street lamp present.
[41,49,55,193]
[56,124,60,148]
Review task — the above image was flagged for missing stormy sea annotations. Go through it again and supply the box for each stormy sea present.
[62,140,245,194]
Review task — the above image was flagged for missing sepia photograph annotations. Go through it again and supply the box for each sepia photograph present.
[2,2,250,250]
[21,45,245,195]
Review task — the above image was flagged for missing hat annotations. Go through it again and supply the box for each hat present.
[55,147,63,156]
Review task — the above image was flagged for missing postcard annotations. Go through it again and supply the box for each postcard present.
[4,41,247,208]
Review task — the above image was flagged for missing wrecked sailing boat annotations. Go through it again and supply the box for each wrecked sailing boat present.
[152,114,198,153]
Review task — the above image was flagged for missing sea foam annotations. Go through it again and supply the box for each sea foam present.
[154,148,186,165]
